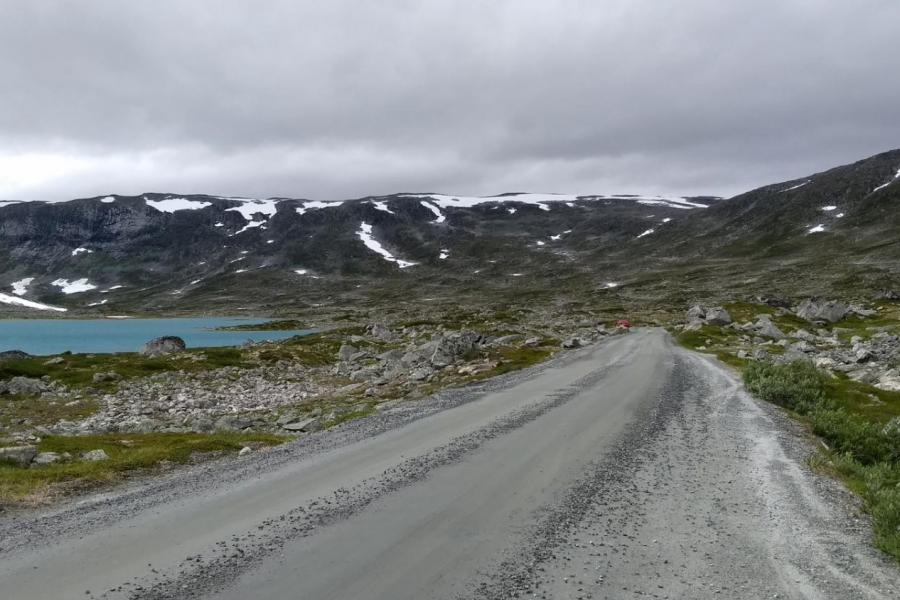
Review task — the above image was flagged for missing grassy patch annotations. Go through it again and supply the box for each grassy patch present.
[0,432,286,506]
[0,394,98,428]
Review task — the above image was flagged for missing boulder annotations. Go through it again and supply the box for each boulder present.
[561,338,582,349]
[1,376,47,396]
[796,299,850,324]
[0,350,31,362]
[686,305,707,321]
[281,417,321,432]
[0,445,37,466]
[32,451,62,466]
[92,371,121,384]
[429,331,483,367]
[43,356,65,365]
[81,449,109,461]
[140,336,186,357]
[753,316,786,340]
[238,446,253,457]
[337,344,358,362]
[876,369,900,392]
[368,323,394,342]
[704,307,732,326]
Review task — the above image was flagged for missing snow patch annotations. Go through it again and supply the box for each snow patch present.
[145,197,212,213]
[836,213,845,218]
[71,247,93,256]
[11,277,33,296]
[88,299,108,307]
[807,224,826,234]
[420,201,446,224]
[661,217,672,223]
[636,229,655,239]
[52,278,97,294]
[100,196,116,203]
[295,200,346,215]
[233,220,265,235]
[821,205,837,211]
[357,222,417,268]
[507,207,517,214]
[214,222,224,227]
[780,181,810,192]
[439,249,449,260]
[0,292,67,312]
[100,285,124,294]
[872,166,900,193]
[535,241,546,246]
[605,282,620,288]
[371,200,395,214]
[226,199,279,220]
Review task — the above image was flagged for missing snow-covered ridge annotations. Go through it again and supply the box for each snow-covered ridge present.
[356,222,416,269]
[404,192,709,211]
[145,197,212,213]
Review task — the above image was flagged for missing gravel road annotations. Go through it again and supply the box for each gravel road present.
[1,329,897,599]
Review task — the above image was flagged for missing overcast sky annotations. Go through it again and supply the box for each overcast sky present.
[1,0,899,201]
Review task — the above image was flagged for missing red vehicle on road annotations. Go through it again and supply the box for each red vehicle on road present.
[616,319,632,331]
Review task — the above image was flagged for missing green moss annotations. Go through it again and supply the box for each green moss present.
[0,432,286,505]
[0,394,98,428]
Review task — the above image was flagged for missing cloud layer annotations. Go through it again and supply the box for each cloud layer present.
[2,0,899,201]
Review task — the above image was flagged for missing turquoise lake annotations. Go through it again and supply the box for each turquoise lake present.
[0,318,313,356]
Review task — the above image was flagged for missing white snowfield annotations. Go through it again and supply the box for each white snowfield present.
[872,166,900,193]
[296,200,346,215]
[357,222,417,268]
[51,278,97,294]
[419,201,446,223]
[71,247,92,256]
[0,292,66,312]
[404,193,709,211]
[145,197,212,213]
[100,196,116,203]
[11,277,33,296]
[225,198,279,220]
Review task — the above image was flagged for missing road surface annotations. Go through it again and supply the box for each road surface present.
[1,329,897,599]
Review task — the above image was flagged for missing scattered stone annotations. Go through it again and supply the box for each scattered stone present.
[237,446,253,457]
[562,338,582,349]
[43,356,65,365]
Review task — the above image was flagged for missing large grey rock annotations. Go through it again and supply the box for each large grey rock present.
[429,331,483,367]
[32,451,62,466]
[0,350,31,361]
[0,445,37,466]
[876,369,900,392]
[140,336,186,357]
[753,316,786,340]
[561,337,582,349]
[281,417,321,432]
[1,376,48,396]
[704,307,732,326]
[686,305,707,321]
[81,449,109,461]
[337,344,358,362]
[796,299,850,324]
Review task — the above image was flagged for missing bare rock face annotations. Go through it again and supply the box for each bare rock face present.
[140,336,186,357]
[0,445,37,466]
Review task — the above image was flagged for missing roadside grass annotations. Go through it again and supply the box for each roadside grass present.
[0,432,286,507]
[478,344,557,379]
[743,360,900,560]
[0,347,250,392]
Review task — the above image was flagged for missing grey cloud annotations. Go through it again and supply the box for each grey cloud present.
[1,0,898,201]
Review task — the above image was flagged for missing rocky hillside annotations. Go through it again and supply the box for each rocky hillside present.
[1,149,899,315]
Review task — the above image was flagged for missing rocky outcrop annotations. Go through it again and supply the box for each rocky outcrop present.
[685,305,732,330]
[140,336,186,357]
[796,299,850,324]
[0,350,31,362]
[0,445,37,466]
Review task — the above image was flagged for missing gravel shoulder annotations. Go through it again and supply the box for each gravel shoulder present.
[0,329,897,599]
